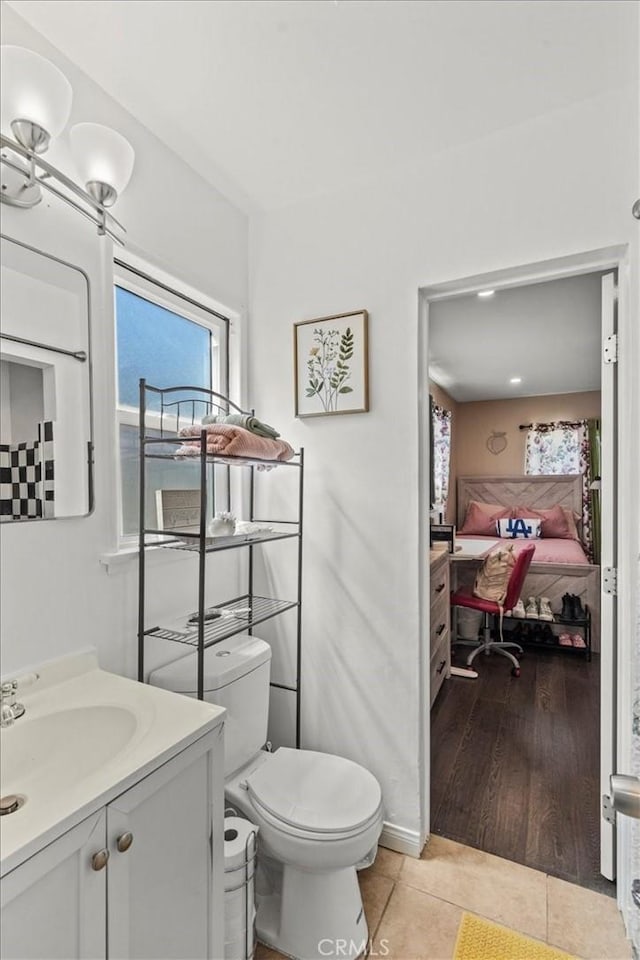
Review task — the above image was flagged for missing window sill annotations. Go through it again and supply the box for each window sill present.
[99,543,193,575]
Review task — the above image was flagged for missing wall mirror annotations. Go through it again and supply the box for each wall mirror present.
[0,235,93,521]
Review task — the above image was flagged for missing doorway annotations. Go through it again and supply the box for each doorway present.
[417,248,628,901]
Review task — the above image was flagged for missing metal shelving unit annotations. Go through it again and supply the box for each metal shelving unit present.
[137,379,304,747]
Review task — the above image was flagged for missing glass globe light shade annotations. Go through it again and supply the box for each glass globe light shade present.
[70,122,135,200]
[1,46,72,140]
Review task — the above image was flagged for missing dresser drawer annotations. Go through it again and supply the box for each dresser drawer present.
[430,631,449,707]
[430,589,450,651]
[430,556,449,608]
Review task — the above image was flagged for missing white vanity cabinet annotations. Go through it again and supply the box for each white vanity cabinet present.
[1,730,224,960]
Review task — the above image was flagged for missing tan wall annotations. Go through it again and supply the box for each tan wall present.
[428,380,458,522]
[455,391,601,481]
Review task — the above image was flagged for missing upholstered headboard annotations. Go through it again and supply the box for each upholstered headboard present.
[456,475,583,529]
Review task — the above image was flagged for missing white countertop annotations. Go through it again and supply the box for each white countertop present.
[0,653,225,876]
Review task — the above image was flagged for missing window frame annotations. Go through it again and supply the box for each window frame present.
[113,261,229,545]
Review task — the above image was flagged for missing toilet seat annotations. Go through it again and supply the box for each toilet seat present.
[245,747,383,839]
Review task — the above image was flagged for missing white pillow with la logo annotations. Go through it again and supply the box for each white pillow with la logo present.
[496,517,542,539]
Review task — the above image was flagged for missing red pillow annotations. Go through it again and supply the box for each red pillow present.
[515,503,576,539]
[460,501,512,536]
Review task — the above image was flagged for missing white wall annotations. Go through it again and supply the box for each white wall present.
[0,6,249,679]
[248,83,640,841]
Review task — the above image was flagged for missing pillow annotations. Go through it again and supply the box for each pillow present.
[562,508,582,542]
[460,501,512,537]
[515,503,580,541]
[497,517,542,539]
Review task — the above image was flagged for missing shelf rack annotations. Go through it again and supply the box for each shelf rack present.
[137,379,304,746]
[501,605,591,661]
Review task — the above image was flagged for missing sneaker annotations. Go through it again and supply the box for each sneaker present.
[525,596,539,619]
[572,633,587,649]
[540,624,556,645]
[538,597,554,622]
[511,599,526,619]
[559,633,573,647]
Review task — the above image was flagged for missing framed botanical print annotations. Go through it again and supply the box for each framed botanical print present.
[294,309,369,418]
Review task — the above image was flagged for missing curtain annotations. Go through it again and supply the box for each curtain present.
[588,419,601,565]
[432,403,452,512]
[524,419,597,562]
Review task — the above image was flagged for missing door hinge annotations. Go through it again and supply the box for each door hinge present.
[603,567,618,596]
[602,794,616,825]
[603,333,618,364]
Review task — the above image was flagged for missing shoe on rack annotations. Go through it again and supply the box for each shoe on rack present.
[572,595,586,620]
[571,633,587,648]
[559,633,573,647]
[560,593,574,620]
[511,599,526,619]
[540,624,556,645]
[525,596,539,619]
[538,597,554,622]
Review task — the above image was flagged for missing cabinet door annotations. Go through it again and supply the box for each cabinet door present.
[1,810,107,960]
[106,730,224,960]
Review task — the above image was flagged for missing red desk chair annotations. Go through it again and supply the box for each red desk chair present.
[450,544,536,677]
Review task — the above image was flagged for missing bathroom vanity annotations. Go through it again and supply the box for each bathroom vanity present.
[0,653,226,960]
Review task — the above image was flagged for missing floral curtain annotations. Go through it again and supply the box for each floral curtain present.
[432,403,452,513]
[524,420,599,562]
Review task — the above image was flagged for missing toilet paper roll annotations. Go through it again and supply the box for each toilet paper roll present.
[224,817,258,886]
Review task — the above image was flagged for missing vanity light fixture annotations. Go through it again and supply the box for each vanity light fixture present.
[477,289,495,298]
[0,46,134,243]
[509,377,522,384]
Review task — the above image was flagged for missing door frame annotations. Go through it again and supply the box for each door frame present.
[417,245,636,907]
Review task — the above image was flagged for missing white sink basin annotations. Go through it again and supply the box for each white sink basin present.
[1,705,138,793]
[0,653,224,876]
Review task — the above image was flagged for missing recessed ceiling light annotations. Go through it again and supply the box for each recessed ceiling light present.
[509,377,522,384]
[477,289,495,298]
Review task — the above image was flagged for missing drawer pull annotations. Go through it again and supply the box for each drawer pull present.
[436,623,446,636]
[437,660,446,675]
[91,849,109,871]
[435,583,446,594]
[116,832,134,853]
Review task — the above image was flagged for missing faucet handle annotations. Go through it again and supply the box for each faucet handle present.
[1,682,24,721]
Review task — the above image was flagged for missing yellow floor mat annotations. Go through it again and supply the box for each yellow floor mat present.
[454,913,577,960]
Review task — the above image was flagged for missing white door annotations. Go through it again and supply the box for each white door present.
[599,271,617,880]
[106,735,223,960]
[0,810,107,960]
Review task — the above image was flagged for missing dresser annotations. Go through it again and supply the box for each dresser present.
[429,546,451,707]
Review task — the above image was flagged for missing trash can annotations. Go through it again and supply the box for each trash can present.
[456,607,483,641]
[224,817,259,960]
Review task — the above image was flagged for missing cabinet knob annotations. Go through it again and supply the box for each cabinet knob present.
[116,831,134,853]
[437,659,446,675]
[91,849,110,871]
[436,623,446,636]
[435,583,446,593]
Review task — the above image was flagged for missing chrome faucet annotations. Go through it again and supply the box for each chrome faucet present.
[0,682,25,727]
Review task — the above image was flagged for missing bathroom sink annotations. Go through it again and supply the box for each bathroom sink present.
[1,705,138,793]
[0,653,224,877]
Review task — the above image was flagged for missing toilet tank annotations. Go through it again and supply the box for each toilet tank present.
[148,634,272,777]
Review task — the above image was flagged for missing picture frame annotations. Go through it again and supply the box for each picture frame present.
[294,309,369,418]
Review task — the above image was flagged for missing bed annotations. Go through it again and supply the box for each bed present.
[455,475,600,650]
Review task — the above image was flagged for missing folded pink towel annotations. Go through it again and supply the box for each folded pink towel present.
[177,423,294,462]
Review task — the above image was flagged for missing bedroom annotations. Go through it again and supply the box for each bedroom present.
[426,267,612,895]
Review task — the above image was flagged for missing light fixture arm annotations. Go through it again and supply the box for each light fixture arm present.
[1,132,126,244]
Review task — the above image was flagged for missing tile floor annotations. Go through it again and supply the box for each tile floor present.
[255,838,632,960]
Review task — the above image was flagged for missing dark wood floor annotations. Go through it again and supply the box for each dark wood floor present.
[431,647,615,897]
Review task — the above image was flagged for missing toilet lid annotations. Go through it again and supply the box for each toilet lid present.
[245,748,382,835]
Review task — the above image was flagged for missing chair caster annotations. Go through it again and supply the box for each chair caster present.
[512,667,521,678]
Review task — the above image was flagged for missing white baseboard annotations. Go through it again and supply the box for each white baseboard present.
[379,821,423,859]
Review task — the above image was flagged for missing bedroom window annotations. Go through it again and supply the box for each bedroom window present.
[114,265,228,539]
[524,419,600,563]
[431,401,452,513]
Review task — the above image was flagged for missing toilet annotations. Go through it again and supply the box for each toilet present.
[149,635,384,960]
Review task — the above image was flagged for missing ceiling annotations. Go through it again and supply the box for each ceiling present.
[428,272,604,402]
[4,0,635,212]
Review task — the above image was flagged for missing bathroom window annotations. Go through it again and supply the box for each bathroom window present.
[114,265,228,539]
